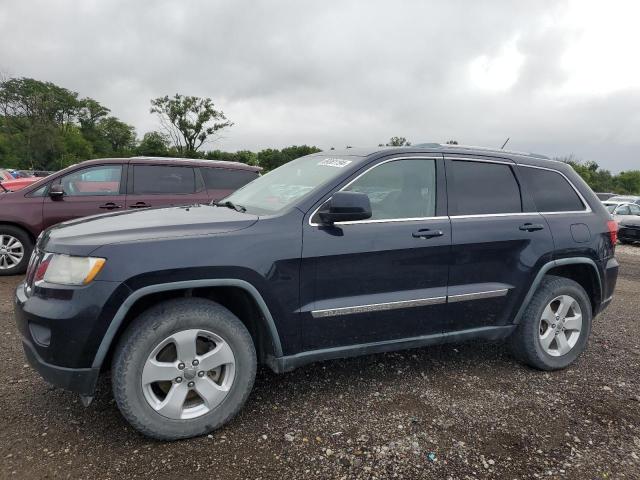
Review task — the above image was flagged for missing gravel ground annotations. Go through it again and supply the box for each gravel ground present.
[1,247,639,479]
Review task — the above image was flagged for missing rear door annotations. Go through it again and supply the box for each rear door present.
[444,156,555,332]
[42,164,126,229]
[301,155,451,350]
[200,167,259,201]
[125,163,209,210]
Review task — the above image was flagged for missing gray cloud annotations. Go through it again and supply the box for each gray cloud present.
[1,0,638,172]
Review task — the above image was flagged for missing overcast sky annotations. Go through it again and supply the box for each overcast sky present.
[1,0,639,171]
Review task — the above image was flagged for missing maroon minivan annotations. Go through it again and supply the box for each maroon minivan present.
[0,157,261,275]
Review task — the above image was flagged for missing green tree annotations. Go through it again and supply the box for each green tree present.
[150,94,233,154]
[386,136,411,147]
[137,131,170,156]
[97,117,136,154]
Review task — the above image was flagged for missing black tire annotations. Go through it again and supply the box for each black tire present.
[0,225,33,276]
[618,238,633,245]
[510,275,592,370]
[111,298,257,440]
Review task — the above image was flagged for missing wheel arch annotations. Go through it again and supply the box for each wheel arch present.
[0,221,37,243]
[92,279,283,371]
[513,257,602,324]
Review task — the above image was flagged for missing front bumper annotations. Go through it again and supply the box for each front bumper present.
[15,279,130,395]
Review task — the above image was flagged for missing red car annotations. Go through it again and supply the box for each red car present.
[0,157,261,275]
[0,169,40,191]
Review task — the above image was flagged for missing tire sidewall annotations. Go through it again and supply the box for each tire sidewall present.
[0,226,33,276]
[529,280,592,369]
[113,300,256,440]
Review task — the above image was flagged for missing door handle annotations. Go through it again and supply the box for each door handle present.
[412,229,444,239]
[129,202,151,209]
[519,223,545,232]
[99,203,122,210]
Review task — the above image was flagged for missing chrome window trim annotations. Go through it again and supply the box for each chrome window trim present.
[308,156,441,227]
[311,296,447,318]
[517,164,591,214]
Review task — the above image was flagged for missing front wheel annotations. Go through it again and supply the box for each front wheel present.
[111,298,257,440]
[0,226,33,276]
[510,276,592,370]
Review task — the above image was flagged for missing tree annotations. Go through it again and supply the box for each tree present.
[386,136,411,147]
[137,131,170,157]
[97,117,136,154]
[445,139,458,145]
[150,94,233,154]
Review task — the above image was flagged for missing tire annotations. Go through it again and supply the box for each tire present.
[618,238,633,245]
[111,298,257,440]
[0,225,33,276]
[510,275,592,371]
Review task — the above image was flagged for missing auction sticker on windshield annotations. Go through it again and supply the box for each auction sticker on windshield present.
[317,158,352,168]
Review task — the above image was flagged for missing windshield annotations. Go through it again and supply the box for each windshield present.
[605,204,617,213]
[223,156,356,214]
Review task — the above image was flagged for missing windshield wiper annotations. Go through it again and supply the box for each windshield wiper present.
[214,200,246,213]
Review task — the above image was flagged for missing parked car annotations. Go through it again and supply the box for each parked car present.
[0,157,260,275]
[607,195,640,205]
[595,192,617,201]
[603,201,640,244]
[15,145,618,440]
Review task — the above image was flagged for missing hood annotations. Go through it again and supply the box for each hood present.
[40,204,259,255]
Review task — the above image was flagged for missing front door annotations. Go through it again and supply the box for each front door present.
[301,156,451,350]
[444,157,555,332]
[42,164,126,229]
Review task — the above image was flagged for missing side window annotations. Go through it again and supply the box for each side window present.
[519,167,585,212]
[448,160,521,215]
[343,159,436,220]
[617,205,631,215]
[629,204,640,215]
[132,165,195,194]
[201,168,259,190]
[57,165,122,196]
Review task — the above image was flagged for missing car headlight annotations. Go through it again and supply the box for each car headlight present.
[35,253,106,285]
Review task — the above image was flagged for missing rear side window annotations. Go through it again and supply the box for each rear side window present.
[448,160,522,215]
[519,167,585,212]
[201,168,258,190]
[132,165,195,194]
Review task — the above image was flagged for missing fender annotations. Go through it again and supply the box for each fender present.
[512,257,602,325]
[91,278,283,369]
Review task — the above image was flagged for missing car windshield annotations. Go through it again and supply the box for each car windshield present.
[223,156,356,214]
[604,204,617,213]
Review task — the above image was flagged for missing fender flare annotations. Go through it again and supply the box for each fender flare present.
[512,257,602,324]
[91,278,283,369]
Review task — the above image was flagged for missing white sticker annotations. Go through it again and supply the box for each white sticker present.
[317,158,352,168]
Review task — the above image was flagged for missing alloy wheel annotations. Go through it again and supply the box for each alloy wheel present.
[538,294,583,357]
[0,234,24,270]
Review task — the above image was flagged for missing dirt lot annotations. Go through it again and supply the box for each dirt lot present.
[1,248,639,479]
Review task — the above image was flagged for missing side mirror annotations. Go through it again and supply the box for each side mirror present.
[49,184,65,198]
[318,191,372,224]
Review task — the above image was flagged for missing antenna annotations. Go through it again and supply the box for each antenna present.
[500,137,510,150]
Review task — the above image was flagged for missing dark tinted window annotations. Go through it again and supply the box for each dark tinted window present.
[520,167,584,212]
[448,160,521,215]
[201,168,258,190]
[344,159,436,220]
[132,165,195,194]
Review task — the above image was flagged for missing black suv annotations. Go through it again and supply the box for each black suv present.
[15,145,619,440]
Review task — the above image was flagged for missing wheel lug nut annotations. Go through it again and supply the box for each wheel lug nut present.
[192,359,199,366]
[178,362,185,370]
[188,381,195,387]
[552,324,556,328]
[198,371,205,377]
[175,377,183,383]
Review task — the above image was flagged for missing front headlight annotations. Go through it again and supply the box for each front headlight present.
[35,254,106,285]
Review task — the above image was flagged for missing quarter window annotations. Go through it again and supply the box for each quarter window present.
[343,159,436,220]
[519,167,585,212]
[132,165,195,195]
[448,160,521,215]
[201,168,258,190]
[57,165,122,196]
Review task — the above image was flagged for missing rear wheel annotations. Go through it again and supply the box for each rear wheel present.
[111,298,256,440]
[0,226,33,276]
[510,275,592,370]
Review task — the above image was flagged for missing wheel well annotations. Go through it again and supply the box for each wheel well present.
[0,222,35,244]
[546,263,601,312]
[102,286,277,370]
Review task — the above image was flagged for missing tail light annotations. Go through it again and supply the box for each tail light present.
[607,220,618,246]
